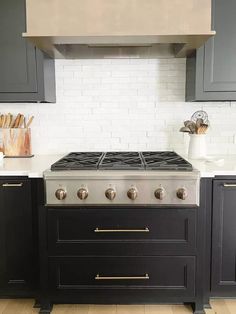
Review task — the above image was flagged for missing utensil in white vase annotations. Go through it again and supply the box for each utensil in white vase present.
[188,134,207,159]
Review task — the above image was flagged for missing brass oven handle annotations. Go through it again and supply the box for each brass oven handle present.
[94,227,149,233]
[95,274,149,280]
[223,184,236,187]
[2,183,23,187]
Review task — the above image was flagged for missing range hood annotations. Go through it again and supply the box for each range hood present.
[23,0,215,59]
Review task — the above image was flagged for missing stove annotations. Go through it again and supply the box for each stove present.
[45,151,200,206]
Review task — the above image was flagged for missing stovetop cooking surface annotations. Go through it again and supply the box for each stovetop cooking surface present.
[51,151,193,171]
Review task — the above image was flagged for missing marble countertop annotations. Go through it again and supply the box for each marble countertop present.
[185,156,236,177]
[0,155,63,178]
[0,154,235,178]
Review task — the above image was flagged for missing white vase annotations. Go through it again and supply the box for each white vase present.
[188,134,207,159]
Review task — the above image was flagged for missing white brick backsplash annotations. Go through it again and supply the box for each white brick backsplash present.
[0,58,236,155]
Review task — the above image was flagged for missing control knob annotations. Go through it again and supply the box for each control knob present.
[154,187,165,200]
[77,188,88,200]
[55,189,67,200]
[176,188,188,200]
[105,188,116,200]
[127,187,138,200]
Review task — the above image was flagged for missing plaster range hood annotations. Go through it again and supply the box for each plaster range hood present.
[23,0,215,59]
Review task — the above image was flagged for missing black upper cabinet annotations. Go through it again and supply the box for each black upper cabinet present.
[0,0,56,102]
[186,0,236,101]
[211,179,236,296]
[0,178,35,296]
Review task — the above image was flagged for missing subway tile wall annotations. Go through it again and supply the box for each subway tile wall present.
[0,58,236,155]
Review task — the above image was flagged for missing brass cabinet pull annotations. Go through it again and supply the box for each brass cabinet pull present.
[95,274,149,280]
[2,183,23,187]
[223,184,236,187]
[94,227,149,233]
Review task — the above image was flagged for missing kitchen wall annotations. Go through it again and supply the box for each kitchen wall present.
[0,58,236,155]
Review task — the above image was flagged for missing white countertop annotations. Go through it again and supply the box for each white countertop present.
[186,155,236,177]
[0,154,235,178]
[0,155,63,178]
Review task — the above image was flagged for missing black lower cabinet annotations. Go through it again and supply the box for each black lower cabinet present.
[211,179,236,296]
[0,177,36,296]
[38,179,211,314]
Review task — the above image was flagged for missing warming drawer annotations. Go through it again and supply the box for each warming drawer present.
[47,207,197,255]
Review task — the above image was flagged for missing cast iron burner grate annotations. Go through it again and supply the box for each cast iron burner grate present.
[141,151,192,171]
[50,151,193,171]
[51,152,104,170]
[99,152,144,170]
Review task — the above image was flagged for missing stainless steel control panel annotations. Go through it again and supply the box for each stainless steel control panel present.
[44,170,200,206]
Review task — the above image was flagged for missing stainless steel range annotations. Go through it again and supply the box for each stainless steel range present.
[44,151,200,206]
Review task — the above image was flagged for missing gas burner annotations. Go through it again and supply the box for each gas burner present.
[141,151,192,171]
[100,152,144,170]
[51,152,104,170]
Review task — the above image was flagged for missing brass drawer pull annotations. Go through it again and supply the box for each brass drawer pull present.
[95,274,149,280]
[94,227,149,233]
[223,184,236,187]
[2,183,23,187]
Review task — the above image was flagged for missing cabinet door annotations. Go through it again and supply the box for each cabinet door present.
[212,180,236,295]
[186,0,236,101]
[0,178,34,295]
[203,0,236,93]
[0,0,38,93]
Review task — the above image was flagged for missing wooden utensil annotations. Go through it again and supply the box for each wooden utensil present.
[6,113,13,128]
[13,113,21,128]
[10,116,15,128]
[0,115,3,128]
[18,115,25,128]
[26,116,34,128]
[2,115,7,128]
[198,124,209,134]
